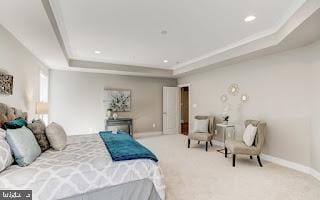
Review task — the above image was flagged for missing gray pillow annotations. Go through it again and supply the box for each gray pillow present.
[6,127,41,167]
[46,122,67,151]
[0,129,14,172]
[27,119,50,152]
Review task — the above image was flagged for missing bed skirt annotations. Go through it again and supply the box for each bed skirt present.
[62,179,161,200]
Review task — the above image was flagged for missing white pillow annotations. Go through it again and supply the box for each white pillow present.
[243,124,258,146]
[0,129,14,172]
[193,119,209,133]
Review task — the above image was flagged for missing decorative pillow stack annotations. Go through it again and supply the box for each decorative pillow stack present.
[0,129,14,172]
[1,116,68,168]
[46,122,67,151]
[27,119,50,152]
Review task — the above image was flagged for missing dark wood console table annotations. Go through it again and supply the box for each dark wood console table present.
[105,118,133,136]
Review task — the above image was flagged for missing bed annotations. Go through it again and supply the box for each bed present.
[0,103,165,200]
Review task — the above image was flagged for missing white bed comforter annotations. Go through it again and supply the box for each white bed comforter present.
[0,134,165,200]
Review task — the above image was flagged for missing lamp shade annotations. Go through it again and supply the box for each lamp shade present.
[36,102,48,114]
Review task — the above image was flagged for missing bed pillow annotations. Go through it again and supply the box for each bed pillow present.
[27,119,50,152]
[46,122,67,151]
[6,126,41,166]
[0,129,14,172]
[193,119,209,133]
[2,117,27,130]
[243,124,258,146]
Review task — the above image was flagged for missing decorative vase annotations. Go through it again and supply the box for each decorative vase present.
[112,113,118,120]
[223,121,228,125]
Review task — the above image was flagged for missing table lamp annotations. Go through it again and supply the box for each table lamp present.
[36,102,48,120]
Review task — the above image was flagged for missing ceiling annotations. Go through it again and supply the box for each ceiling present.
[51,0,304,69]
[0,0,319,77]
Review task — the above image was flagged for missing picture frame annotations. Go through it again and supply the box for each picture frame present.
[0,73,13,95]
[104,88,131,112]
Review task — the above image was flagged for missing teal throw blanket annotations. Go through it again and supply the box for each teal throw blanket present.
[99,131,158,162]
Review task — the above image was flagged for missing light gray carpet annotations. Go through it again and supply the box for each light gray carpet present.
[138,134,320,200]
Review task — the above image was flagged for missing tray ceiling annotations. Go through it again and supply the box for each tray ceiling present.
[1,0,319,77]
[50,0,305,69]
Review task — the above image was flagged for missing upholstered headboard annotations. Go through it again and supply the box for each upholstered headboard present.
[0,103,28,127]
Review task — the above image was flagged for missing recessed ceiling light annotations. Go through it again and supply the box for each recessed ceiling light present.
[163,60,169,63]
[94,50,101,54]
[244,15,256,22]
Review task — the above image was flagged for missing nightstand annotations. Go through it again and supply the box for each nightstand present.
[216,123,236,153]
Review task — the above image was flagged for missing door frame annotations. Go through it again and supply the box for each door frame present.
[178,83,191,135]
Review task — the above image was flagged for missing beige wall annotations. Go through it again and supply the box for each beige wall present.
[49,70,177,135]
[179,40,320,170]
[311,44,320,172]
[0,25,47,120]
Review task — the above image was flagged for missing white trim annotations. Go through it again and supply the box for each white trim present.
[310,168,320,181]
[178,83,191,88]
[213,139,320,181]
[134,131,162,139]
[260,154,311,174]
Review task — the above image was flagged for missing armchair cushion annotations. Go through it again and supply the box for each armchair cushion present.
[189,132,214,141]
[225,139,259,155]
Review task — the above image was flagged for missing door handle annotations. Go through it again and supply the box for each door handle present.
[163,112,167,114]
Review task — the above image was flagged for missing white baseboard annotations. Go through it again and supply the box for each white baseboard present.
[134,131,163,138]
[260,154,311,175]
[212,140,320,181]
[310,168,320,181]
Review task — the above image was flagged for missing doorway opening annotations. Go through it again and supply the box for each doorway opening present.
[180,87,189,135]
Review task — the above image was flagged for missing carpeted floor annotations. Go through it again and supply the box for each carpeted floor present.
[138,134,320,200]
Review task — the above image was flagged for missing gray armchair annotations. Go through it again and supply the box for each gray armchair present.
[225,120,267,167]
[187,116,215,151]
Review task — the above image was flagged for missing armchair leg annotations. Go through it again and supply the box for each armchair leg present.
[198,141,200,144]
[210,141,213,146]
[205,142,208,152]
[257,155,263,167]
[188,139,190,148]
[232,154,236,167]
[250,156,253,159]
[224,147,227,158]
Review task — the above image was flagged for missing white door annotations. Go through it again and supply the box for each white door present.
[163,87,179,134]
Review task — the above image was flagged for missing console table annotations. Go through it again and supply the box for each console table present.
[105,118,133,136]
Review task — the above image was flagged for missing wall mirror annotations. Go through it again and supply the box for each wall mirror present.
[240,94,249,103]
[220,94,228,102]
[228,83,239,96]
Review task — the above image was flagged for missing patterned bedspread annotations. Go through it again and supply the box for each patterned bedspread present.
[0,134,165,200]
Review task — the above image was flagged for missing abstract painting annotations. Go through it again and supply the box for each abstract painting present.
[104,88,131,112]
[0,74,13,95]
